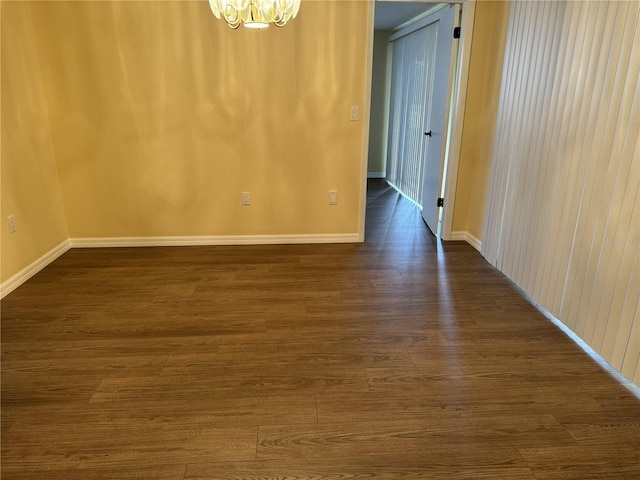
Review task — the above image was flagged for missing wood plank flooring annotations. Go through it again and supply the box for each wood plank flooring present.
[2,179,639,479]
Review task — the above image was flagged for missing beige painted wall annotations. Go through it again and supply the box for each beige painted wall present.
[1,2,69,283]
[1,0,508,284]
[27,0,370,238]
[368,29,392,176]
[452,0,509,241]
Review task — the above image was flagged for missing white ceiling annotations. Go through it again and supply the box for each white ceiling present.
[374,1,440,30]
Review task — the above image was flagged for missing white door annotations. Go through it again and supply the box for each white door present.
[386,4,459,234]
[386,21,439,206]
[419,5,458,234]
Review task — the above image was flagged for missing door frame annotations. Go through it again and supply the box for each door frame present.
[358,0,477,241]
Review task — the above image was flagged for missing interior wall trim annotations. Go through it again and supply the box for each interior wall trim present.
[69,234,361,248]
[1,240,71,299]
[450,230,482,252]
[1,234,360,297]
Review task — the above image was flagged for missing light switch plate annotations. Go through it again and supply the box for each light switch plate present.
[8,215,17,233]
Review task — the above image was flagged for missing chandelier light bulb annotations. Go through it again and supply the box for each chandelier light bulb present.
[209,0,301,29]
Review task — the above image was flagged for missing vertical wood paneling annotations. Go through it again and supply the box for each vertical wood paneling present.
[557,0,609,323]
[544,1,591,316]
[563,1,627,335]
[533,1,578,306]
[515,1,556,287]
[502,0,539,279]
[482,1,640,386]
[523,1,564,296]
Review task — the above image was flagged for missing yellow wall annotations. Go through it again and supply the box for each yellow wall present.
[1,2,69,283]
[452,0,509,241]
[1,0,507,284]
[27,0,370,238]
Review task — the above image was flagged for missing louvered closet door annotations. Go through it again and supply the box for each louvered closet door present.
[386,20,438,207]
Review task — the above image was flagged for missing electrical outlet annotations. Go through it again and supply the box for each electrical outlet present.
[241,192,251,205]
[8,215,17,233]
[329,190,338,205]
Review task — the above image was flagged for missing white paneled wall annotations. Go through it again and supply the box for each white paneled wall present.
[483,0,640,386]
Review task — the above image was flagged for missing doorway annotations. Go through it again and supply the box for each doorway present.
[386,17,440,208]
[366,1,475,239]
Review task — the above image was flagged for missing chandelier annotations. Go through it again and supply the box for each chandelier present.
[209,0,301,29]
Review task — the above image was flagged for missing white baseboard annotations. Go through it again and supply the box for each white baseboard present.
[70,233,361,248]
[367,172,386,179]
[450,231,482,252]
[1,234,360,297]
[465,232,482,252]
[449,231,467,242]
[1,240,71,299]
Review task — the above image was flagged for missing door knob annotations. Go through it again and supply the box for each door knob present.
[424,131,432,137]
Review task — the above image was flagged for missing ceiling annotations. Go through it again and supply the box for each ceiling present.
[374,1,440,30]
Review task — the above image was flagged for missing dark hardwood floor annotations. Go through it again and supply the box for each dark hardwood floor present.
[2,179,639,479]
